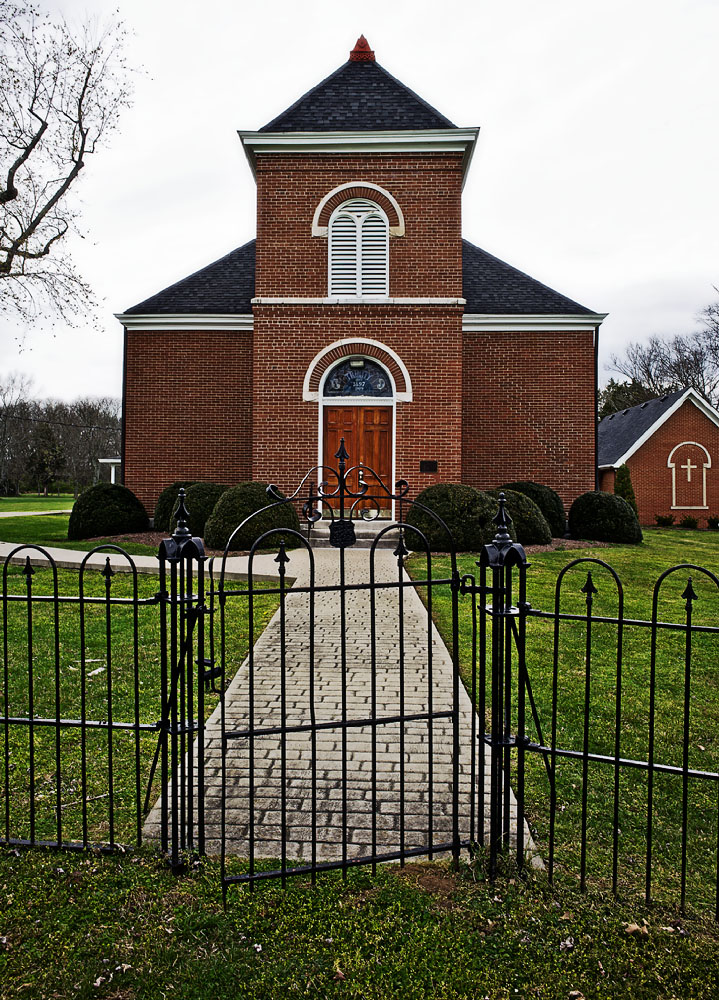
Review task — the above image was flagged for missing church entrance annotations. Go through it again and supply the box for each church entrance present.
[320,357,394,511]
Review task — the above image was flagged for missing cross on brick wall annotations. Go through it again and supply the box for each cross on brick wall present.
[681,458,697,481]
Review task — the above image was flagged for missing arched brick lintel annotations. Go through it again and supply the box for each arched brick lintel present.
[303,338,412,401]
[312,182,405,236]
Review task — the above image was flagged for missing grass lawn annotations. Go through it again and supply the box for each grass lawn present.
[1,566,279,846]
[0,494,74,513]
[0,514,158,556]
[408,529,719,915]
[1,848,718,1000]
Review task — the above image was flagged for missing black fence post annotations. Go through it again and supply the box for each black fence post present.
[156,489,206,870]
[479,495,529,876]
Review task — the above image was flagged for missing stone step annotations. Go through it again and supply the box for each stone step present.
[303,520,404,549]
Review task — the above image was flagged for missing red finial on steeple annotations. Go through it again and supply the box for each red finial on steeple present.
[350,36,375,62]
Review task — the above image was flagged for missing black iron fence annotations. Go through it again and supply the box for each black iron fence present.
[1,468,719,917]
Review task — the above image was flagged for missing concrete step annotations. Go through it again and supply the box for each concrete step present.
[304,519,404,549]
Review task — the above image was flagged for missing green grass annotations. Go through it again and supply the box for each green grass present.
[0,514,158,556]
[1,849,718,1000]
[0,494,74,512]
[408,530,719,914]
[0,566,279,845]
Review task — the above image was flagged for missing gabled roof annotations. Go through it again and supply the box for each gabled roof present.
[598,388,719,467]
[461,241,594,315]
[120,238,596,318]
[123,240,255,315]
[258,56,456,133]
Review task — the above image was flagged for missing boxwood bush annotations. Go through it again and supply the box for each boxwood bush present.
[487,488,551,545]
[154,481,196,532]
[568,491,643,544]
[67,483,149,540]
[204,481,301,552]
[499,480,566,537]
[169,482,230,538]
[405,483,514,552]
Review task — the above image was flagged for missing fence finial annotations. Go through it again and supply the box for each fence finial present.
[173,488,192,540]
[492,492,513,547]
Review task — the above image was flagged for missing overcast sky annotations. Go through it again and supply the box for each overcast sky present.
[2,0,718,400]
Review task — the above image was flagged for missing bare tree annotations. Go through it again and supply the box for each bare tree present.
[610,292,719,409]
[0,1,133,324]
[0,371,33,493]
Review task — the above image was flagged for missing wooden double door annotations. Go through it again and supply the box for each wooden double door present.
[323,406,392,505]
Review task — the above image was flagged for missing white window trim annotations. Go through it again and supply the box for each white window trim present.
[302,338,413,402]
[668,441,711,510]
[312,182,405,237]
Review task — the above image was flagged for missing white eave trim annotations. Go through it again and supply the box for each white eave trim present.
[116,313,253,331]
[605,388,719,469]
[239,128,480,188]
[462,313,607,332]
[252,296,465,306]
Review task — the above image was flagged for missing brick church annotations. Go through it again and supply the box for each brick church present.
[117,37,605,514]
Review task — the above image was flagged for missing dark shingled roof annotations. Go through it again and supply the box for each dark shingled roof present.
[123,240,255,315]
[597,389,687,467]
[123,239,595,318]
[462,240,594,315]
[259,59,456,132]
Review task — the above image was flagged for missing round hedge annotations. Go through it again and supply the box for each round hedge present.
[204,481,301,552]
[568,491,643,544]
[500,481,566,537]
[169,482,230,538]
[405,483,515,553]
[67,483,149,540]
[488,489,551,546]
[154,481,196,532]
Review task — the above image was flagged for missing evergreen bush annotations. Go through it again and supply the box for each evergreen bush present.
[707,516,719,530]
[488,489,551,546]
[655,513,675,527]
[204,482,300,552]
[67,483,149,540]
[499,481,566,537]
[405,483,514,552]
[614,464,638,515]
[169,482,230,537]
[568,491,642,544]
[153,481,196,532]
[679,515,699,530]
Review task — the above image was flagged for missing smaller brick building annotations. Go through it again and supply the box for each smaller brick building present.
[598,388,719,525]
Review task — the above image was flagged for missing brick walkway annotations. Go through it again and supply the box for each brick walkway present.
[145,546,535,864]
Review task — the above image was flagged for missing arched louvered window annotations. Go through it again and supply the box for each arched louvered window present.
[328,199,389,297]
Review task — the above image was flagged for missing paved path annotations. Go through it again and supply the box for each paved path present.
[0,508,72,518]
[145,546,537,865]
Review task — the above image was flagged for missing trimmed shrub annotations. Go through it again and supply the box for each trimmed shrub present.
[655,513,675,527]
[169,482,230,537]
[67,483,148,540]
[154,481,196,532]
[568,491,642,544]
[614,464,638,515]
[204,481,300,552]
[707,516,719,530]
[488,489,551,546]
[405,483,514,552]
[679,515,699,530]
[499,481,566,537]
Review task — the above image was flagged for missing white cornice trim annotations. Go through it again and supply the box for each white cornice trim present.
[607,389,719,468]
[116,313,253,331]
[239,128,480,188]
[462,313,607,332]
[252,296,465,306]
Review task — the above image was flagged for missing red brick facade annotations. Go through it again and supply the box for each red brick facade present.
[122,151,598,518]
[601,399,719,525]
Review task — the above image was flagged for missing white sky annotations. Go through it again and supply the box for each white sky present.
[2,0,718,400]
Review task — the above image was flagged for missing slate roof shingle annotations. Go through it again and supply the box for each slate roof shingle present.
[259,59,456,133]
[122,239,596,317]
[597,389,687,467]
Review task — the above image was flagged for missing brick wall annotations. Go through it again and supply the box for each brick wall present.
[123,329,253,511]
[251,303,464,494]
[254,153,463,298]
[624,401,719,524]
[461,330,596,508]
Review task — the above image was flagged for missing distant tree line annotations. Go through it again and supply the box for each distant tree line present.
[600,291,719,418]
[0,374,120,496]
